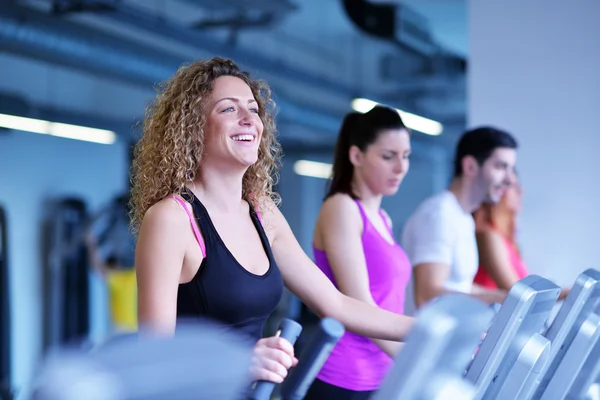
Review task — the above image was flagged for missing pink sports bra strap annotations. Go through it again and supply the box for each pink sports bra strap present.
[255,208,263,225]
[248,193,263,225]
[379,210,394,236]
[353,199,368,227]
[169,195,206,257]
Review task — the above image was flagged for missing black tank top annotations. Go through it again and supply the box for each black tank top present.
[176,189,284,341]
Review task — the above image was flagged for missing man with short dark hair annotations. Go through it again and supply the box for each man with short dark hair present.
[402,126,518,308]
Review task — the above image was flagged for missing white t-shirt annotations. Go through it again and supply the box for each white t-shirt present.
[401,190,478,294]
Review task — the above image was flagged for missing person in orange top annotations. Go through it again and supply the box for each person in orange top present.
[473,177,569,299]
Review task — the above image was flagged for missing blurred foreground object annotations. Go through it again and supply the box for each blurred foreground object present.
[31,321,254,400]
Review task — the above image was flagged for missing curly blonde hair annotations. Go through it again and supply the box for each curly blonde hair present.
[130,57,281,234]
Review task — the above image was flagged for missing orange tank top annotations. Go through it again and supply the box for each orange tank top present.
[474,229,529,289]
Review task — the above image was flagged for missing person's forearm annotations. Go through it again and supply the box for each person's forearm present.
[417,285,504,309]
[371,338,404,358]
[415,286,451,309]
[329,295,414,342]
[470,284,506,305]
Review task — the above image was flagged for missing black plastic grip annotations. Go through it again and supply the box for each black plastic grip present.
[247,319,303,400]
[279,317,345,400]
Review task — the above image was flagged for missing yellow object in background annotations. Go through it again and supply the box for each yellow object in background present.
[106,269,138,332]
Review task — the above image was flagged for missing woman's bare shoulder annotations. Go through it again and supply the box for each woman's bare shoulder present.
[141,195,191,233]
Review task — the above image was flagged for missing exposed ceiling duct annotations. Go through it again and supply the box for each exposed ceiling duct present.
[0,2,456,152]
[46,0,356,97]
[0,3,174,87]
[45,0,463,110]
[177,0,298,31]
[342,0,443,58]
[341,0,466,81]
[0,1,344,140]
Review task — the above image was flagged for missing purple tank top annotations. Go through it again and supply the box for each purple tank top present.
[313,199,412,391]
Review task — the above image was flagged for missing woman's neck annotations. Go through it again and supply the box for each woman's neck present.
[191,165,247,212]
[490,207,516,240]
[449,177,483,213]
[351,179,383,212]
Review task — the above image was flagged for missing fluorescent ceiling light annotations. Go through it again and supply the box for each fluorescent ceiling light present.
[0,113,117,145]
[351,98,443,136]
[293,160,332,179]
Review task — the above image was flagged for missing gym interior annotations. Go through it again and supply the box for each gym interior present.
[0,1,599,399]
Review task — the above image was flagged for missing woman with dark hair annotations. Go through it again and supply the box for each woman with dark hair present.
[304,106,413,399]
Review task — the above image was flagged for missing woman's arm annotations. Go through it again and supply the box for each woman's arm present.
[136,198,296,383]
[267,201,414,343]
[315,195,403,358]
[470,283,507,304]
[476,229,521,290]
[135,199,190,335]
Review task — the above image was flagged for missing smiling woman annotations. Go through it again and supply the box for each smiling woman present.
[130,60,280,230]
[129,57,415,387]
[200,76,267,172]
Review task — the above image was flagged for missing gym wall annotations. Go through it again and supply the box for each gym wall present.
[469,0,600,288]
[0,129,128,397]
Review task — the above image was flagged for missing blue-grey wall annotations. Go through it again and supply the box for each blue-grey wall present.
[469,0,600,287]
[0,129,128,397]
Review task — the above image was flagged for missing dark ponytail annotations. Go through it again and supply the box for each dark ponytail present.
[326,112,363,199]
[325,105,408,199]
